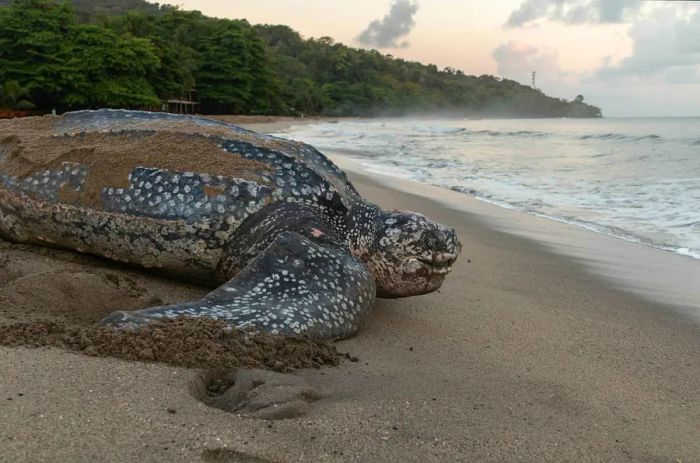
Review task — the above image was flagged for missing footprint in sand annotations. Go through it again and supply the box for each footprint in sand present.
[191,368,321,420]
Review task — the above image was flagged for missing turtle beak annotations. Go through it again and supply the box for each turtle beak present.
[415,228,460,276]
[417,252,458,272]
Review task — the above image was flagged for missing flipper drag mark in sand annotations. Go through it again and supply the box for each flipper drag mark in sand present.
[0,110,461,339]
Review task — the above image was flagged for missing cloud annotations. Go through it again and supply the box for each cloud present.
[492,41,573,94]
[492,42,560,77]
[491,39,700,116]
[506,0,642,27]
[595,6,700,83]
[496,4,700,116]
[356,0,419,49]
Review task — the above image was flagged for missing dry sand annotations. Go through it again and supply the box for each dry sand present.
[0,119,698,462]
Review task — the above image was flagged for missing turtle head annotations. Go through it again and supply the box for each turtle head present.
[368,210,461,298]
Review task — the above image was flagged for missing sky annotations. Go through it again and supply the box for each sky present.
[171,0,700,117]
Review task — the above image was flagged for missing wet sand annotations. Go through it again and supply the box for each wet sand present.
[0,119,698,462]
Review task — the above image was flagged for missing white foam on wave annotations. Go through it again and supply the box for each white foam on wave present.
[276,116,700,261]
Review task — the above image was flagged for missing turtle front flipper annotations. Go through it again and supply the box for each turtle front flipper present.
[101,232,376,339]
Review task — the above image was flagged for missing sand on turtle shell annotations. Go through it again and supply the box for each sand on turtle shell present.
[0,115,274,208]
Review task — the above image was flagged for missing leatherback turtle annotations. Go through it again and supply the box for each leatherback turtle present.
[0,110,461,339]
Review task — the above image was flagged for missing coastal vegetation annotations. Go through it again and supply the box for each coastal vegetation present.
[0,80,35,110]
[0,0,602,117]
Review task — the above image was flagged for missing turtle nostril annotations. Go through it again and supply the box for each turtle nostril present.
[423,229,445,249]
[434,230,447,243]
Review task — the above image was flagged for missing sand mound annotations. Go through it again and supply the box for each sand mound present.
[0,318,340,371]
[0,227,344,374]
[0,238,207,325]
[3,271,153,323]
[0,238,341,372]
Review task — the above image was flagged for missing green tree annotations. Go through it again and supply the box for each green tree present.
[108,10,199,99]
[0,0,74,107]
[62,24,160,107]
[194,18,278,113]
[0,80,35,109]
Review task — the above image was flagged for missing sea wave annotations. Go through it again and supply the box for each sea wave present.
[304,121,699,147]
[463,129,700,146]
[434,184,700,260]
[577,132,662,142]
[425,159,463,169]
[410,125,466,135]
[280,117,700,261]
[466,129,550,138]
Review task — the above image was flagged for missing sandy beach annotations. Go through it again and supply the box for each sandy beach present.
[1,118,699,462]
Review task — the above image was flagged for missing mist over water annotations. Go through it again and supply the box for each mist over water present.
[279,117,700,260]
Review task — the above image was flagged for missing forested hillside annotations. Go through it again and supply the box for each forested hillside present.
[0,0,602,117]
[0,0,165,19]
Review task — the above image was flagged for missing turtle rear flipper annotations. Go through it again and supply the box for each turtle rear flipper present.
[101,232,376,339]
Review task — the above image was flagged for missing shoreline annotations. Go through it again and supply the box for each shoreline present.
[238,117,700,321]
[328,155,700,322]
[337,149,700,261]
[0,117,697,461]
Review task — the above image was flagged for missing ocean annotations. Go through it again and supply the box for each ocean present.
[278,117,700,261]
